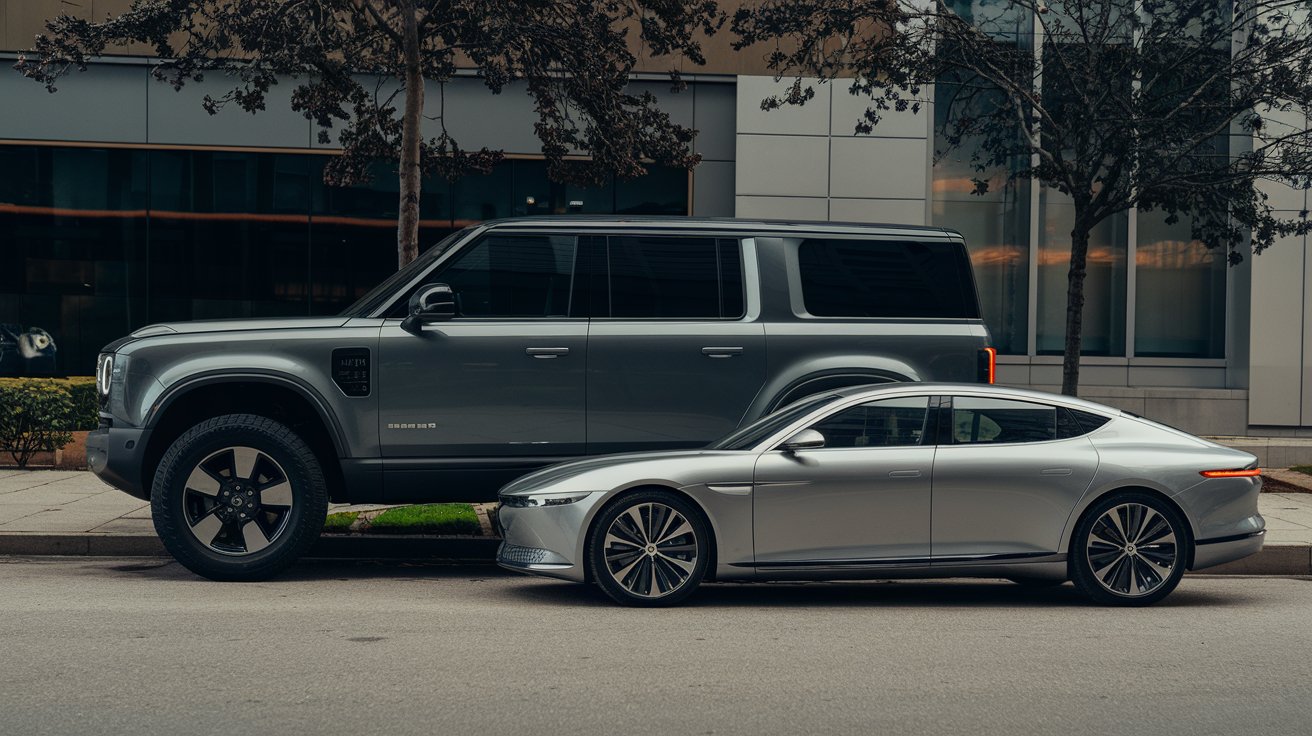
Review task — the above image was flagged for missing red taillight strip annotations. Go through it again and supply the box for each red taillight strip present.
[1200,468,1262,478]
[983,347,996,384]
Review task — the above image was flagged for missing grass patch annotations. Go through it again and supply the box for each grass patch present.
[370,503,480,535]
[322,511,359,532]
[1291,465,1312,477]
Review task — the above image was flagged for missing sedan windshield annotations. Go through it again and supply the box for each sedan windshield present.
[708,394,838,451]
[339,228,470,317]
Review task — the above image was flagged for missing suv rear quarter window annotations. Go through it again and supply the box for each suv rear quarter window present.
[797,238,979,319]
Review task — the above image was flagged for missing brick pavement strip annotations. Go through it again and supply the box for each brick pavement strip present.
[0,469,1310,572]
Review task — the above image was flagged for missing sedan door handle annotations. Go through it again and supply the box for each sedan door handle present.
[526,347,570,358]
[888,470,922,478]
[1041,468,1073,476]
[702,346,744,358]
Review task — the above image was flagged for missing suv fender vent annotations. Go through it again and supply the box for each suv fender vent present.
[331,348,371,397]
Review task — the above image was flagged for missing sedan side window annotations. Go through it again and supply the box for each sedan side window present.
[808,396,930,448]
[953,397,1057,444]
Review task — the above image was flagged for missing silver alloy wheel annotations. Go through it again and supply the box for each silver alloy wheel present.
[602,502,699,598]
[182,446,295,556]
[1085,502,1178,597]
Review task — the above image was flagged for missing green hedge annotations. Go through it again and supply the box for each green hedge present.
[0,377,98,468]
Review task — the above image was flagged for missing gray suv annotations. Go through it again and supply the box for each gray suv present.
[88,217,993,579]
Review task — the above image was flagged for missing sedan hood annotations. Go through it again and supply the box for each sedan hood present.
[500,450,721,496]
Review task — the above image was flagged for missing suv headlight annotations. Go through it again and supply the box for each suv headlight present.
[500,492,592,508]
[95,353,114,399]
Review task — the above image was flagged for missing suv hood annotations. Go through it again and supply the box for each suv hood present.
[131,316,351,337]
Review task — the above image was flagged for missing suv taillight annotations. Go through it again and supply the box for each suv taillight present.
[977,347,996,384]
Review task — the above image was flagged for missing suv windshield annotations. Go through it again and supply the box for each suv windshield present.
[339,228,471,317]
[708,394,838,451]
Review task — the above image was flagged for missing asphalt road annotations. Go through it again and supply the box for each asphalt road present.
[2,558,1310,736]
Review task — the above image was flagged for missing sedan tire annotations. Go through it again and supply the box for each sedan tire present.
[152,414,328,582]
[1071,491,1190,606]
[587,491,711,607]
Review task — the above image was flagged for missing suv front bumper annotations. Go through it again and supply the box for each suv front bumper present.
[87,426,151,500]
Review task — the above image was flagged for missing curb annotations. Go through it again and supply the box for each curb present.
[0,533,500,561]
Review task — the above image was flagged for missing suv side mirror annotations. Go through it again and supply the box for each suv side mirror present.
[781,428,826,452]
[401,283,456,334]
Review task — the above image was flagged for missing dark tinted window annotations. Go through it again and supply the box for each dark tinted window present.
[434,235,576,318]
[797,238,979,318]
[1058,407,1112,438]
[810,396,929,448]
[607,236,744,319]
[953,397,1057,444]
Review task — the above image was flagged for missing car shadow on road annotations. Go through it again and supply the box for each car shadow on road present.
[496,577,1247,609]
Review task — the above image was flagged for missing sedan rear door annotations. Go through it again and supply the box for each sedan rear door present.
[929,396,1100,561]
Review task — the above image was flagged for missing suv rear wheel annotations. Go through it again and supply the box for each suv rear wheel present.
[151,414,328,581]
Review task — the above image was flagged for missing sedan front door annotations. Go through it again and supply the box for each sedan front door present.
[752,396,935,567]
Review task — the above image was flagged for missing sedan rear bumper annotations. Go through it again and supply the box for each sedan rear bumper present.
[1191,530,1265,571]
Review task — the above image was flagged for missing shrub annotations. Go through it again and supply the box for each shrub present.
[0,378,76,467]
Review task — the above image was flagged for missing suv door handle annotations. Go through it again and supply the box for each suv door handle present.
[526,347,570,358]
[888,470,922,478]
[702,346,744,358]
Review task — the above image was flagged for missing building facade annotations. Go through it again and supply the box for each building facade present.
[1,1,1309,437]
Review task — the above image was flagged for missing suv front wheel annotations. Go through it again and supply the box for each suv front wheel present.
[151,414,328,581]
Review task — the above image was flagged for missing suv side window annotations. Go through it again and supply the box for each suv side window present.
[389,234,578,318]
[952,397,1057,444]
[809,396,930,448]
[607,236,745,319]
[797,238,979,319]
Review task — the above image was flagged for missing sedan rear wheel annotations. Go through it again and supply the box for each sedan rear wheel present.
[588,491,710,607]
[1071,492,1188,606]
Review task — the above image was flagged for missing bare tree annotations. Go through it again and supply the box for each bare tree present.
[17,0,721,267]
[734,0,1312,395]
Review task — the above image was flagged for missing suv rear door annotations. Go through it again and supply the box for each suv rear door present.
[586,234,766,453]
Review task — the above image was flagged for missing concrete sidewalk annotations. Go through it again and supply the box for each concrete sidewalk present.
[2,468,1311,572]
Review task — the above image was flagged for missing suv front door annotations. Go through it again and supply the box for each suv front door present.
[586,235,765,453]
[377,233,587,496]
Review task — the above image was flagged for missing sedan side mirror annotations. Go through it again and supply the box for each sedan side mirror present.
[401,283,456,334]
[781,428,826,452]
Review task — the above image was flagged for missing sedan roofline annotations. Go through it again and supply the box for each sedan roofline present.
[822,382,1124,417]
[478,215,961,239]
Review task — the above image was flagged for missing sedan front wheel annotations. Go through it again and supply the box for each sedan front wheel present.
[587,491,711,607]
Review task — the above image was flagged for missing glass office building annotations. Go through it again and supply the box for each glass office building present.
[0,144,689,376]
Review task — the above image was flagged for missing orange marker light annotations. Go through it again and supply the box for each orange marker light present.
[978,347,997,384]
[1200,468,1262,478]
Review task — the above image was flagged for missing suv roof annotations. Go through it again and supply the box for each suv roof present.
[479,216,963,240]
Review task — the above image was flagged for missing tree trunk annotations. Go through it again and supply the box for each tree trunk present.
[396,3,424,268]
[1061,221,1091,396]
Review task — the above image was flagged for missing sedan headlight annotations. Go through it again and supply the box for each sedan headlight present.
[95,353,114,399]
[500,492,593,508]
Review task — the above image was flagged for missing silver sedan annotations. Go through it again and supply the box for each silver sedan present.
[496,384,1265,606]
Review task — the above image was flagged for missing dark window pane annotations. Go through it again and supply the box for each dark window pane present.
[0,145,148,376]
[798,239,979,318]
[810,396,929,448]
[1070,408,1112,434]
[615,167,688,215]
[953,397,1056,444]
[609,236,722,319]
[435,235,576,318]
